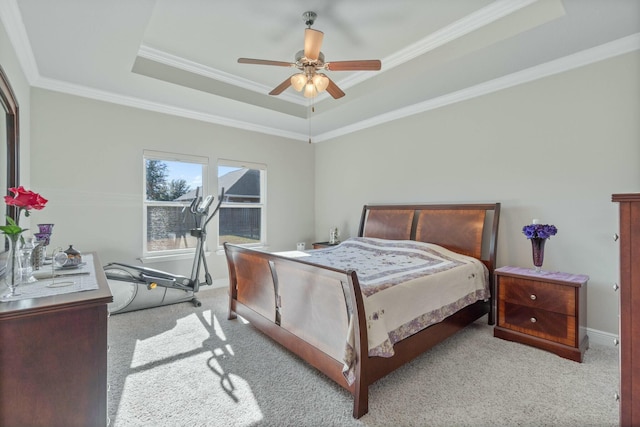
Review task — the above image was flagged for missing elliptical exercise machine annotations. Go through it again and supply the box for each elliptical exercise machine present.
[104,188,223,314]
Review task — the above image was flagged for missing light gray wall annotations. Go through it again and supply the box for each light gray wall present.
[29,90,315,281]
[3,13,638,335]
[314,51,640,335]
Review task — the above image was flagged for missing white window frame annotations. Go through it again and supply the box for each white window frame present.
[217,159,267,250]
[142,150,209,261]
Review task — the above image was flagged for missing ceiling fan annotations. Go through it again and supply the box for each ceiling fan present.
[238,11,381,99]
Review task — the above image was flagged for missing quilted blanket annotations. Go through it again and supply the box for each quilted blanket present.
[298,237,489,384]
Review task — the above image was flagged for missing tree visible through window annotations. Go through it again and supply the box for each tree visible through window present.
[146,160,192,201]
[143,151,208,256]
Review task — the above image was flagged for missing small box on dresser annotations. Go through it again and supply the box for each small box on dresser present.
[493,266,588,362]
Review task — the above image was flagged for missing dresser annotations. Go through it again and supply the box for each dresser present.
[0,252,112,427]
[493,266,588,362]
[612,193,640,427]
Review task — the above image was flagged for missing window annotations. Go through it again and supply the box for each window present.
[217,159,266,248]
[143,150,208,257]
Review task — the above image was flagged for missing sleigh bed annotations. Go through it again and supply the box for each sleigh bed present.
[225,202,500,418]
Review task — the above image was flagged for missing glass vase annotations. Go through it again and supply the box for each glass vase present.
[531,237,546,273]
[2,234,23,299]
[19,236,37,283]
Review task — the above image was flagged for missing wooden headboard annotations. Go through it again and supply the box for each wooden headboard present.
[357,203,501,271]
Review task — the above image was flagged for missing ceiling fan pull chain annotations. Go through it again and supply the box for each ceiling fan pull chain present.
[308,100,314,143]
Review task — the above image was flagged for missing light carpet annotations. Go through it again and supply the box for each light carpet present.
[107,286,619,426]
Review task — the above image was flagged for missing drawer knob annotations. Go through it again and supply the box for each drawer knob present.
[614,338,620,346]
[530,294,537,300]
[614,392,620,402]
[613,283,619,291]
[530,317,537,323]
[613,233,619,242]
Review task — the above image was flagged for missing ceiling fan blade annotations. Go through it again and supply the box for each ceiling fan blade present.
[238,58,294,67]
[325,76,345,99]
[269,77,292,96]
[304,28,324,61]
[326,60,381,71]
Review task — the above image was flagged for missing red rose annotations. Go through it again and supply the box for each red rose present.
[4,186,48,211]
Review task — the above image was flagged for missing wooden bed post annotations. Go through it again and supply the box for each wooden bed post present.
[224,243,238,320]
[488,203,501,325]
[347,270,370,418]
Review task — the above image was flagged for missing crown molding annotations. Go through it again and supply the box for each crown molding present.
[386,0,539,68]
[31,76,307,141]
[0,0,39,83]
[339,0,538,89]
[20,33,640,144]
[315,33,640,143]
[137,44,307,106]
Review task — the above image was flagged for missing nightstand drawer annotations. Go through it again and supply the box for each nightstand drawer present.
[499,276,575,315]
[501,302,576,347]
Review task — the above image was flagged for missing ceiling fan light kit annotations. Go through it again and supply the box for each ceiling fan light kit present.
[303,83,318,98]
[312,74,329,92]
[290,69,329,96]
[237,11,381,99]
[290,73,307,91]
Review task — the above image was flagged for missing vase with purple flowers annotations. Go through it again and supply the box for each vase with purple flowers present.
[522,219,558,272]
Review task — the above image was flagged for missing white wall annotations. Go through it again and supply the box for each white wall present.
[314,51,640,335]
[29,90,315,281]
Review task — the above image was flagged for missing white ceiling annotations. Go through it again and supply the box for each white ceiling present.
[2,0,639,143]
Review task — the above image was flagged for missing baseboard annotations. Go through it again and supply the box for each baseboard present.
[587,327,618,348]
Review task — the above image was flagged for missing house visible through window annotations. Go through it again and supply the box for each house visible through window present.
[143,150,208,257]
[218,159,266,247]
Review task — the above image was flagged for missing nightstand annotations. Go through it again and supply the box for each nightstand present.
[493,266,589,362]
[311,241,338,249]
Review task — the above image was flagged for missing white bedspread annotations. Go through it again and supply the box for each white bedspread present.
[298,237,489,384]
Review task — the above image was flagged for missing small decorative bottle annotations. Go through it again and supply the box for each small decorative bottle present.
[329,227,340,245]
[64,245,82,266]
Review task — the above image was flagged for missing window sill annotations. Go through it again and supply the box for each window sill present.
[139,252,211,264]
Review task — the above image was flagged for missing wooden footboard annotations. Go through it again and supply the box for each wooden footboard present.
[225,244,371,417]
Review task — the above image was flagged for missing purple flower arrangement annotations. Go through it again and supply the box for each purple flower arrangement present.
[522,223,557,240]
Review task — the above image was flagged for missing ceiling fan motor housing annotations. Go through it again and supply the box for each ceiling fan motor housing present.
[295,50,324,66]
